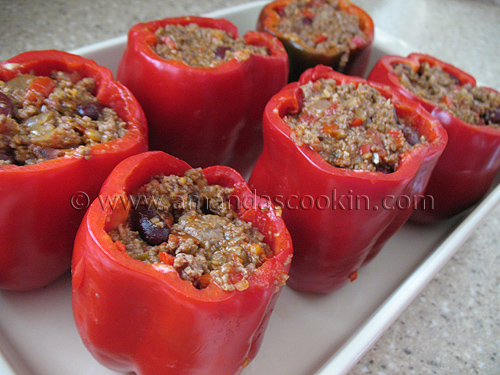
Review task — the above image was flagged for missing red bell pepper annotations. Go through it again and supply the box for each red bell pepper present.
[71,151,292,375]
[248,65,447,293]
[116,16,289,177]
[0,50,148,291]
[257,0,374,82]
[368,53,500,223]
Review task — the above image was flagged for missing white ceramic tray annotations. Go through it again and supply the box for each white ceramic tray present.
[1,2,500,375]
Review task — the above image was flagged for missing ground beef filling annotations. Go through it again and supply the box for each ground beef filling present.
[393,62,500,127]
[154,23,270,68]
[284,78,426,172]
[108,168,273,291]
[274,0,367,69]
[0,71,128,165]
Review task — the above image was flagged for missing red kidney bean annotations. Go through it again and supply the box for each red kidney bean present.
[302,16,314,25]
[484,109,500,125]
[0,150,15,164]
[131,205,170,246]
[77,101,102,121]
[215,46,232,59]
[402,126,420,145]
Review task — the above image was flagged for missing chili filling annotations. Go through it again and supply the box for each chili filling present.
[273,0,367,69]
[108,168,273,291]
[154,23,270,68]
[393,62,500,127]
[0,71,128,165]
[284,78,426,172]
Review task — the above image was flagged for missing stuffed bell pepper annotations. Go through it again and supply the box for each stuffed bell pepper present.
[257,0,374,82]
[117,16,289,177]
[71,151,292,375]
[368,53,500,223]
[248,65,447,293]
[0,50,148,291]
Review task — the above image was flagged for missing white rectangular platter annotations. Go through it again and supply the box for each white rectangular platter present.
[1,2,500,375]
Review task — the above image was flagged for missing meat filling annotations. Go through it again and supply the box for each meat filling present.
[284,78,426,172]
[274,0,367,69]
[0,71,128,165]
[108,168,273,291]
[393,62,500,127]
[154,23,269,68]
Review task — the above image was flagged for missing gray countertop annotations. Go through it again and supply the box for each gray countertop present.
[1,0,499,374]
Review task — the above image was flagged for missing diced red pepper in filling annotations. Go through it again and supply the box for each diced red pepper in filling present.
[23,76,56,104]
[115,241,127,253]
[160,35,177,50]
[359,143,371,155]
[313,34,328,44]
[321,123,339,137]
[388,129,405,148]
[301,8,315,19]
[350,117,364,127]
[441,94,454,109]
[326,102,338,115]
[159,251,175,265]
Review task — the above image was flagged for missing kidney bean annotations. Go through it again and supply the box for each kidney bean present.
[484,109,500,125]
[302,16,314,25]
[0,150,15,164]
[131,205,170,246]
[215,46,232,59]
[77,101,102,121]
[402,126,420,145]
